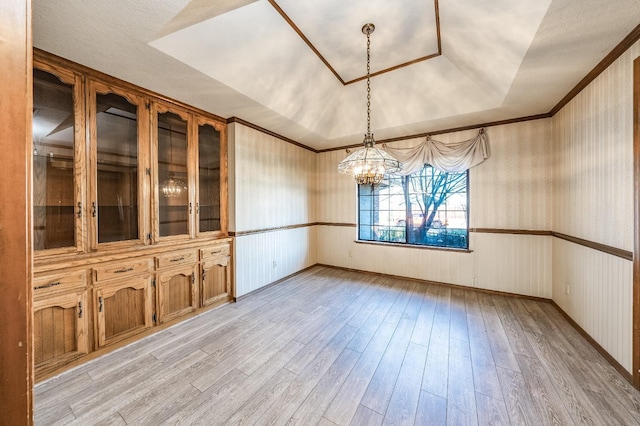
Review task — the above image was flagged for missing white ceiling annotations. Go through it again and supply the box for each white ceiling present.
[33,0,640,151]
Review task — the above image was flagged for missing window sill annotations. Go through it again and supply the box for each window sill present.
[355,239,472,253]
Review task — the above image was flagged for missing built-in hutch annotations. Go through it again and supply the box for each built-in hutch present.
[32,50,232,380]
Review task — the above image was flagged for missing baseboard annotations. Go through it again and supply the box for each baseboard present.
[550,301,633,384]
[233,264,318,302]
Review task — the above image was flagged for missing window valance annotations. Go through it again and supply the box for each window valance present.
[384,129,490,175]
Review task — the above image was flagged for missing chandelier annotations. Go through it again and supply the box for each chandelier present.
[338,23,401,185]
[161,124,187,198]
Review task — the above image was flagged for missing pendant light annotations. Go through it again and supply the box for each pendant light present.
[161,123,187,198]
[338,23,401,185]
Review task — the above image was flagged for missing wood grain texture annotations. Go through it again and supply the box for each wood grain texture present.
[633,54,640,389]
[0,0,33,423]
[34,266,640,424]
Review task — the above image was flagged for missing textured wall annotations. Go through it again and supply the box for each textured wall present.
[232,124,316,231]
[229,123,317,296]
[552,239,633,372]
[553,43,638,252]
[551,40,640,373]
[317,121,554,297]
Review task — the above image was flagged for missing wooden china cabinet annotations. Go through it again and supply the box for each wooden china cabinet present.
[32,50,233,380]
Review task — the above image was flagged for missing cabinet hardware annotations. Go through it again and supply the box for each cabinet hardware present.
[189,202,193,214]
[78,301,83,318]
[98,296,103,312]
[152,278,156,287]
[196,203,200,214]
[202,269,207,281]
[145,167,151,176]
[34,281,61,290]
[77,202,82,218]
[114,267,134,274]
[191,272,195,283]
[91,201,97,217]
[147,233,152,242]
[152,313,157,323]
[170,256,185,263]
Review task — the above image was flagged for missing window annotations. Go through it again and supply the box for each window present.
[358,165,468,249]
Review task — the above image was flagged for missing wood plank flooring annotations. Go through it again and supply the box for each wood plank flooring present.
[34,266,640,425]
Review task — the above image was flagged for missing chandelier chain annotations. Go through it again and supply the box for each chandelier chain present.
[366,28,371,136]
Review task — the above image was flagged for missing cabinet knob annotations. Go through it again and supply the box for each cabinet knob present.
[78,301,83,318]
[91,201,97,217]
[77,202,82,218]
[98,296,103,312]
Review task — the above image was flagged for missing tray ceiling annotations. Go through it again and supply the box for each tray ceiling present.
[33,0,640,150]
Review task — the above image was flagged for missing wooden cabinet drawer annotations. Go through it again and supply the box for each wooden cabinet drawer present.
[34,270,86,298]
[200,244,230,261]
[93,258,152,283]
[155,249,197,269]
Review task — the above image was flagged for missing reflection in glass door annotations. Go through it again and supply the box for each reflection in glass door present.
[198,123,221,233]
[158,111,189,237]
[95,92,139,243]
[32,68,76,251]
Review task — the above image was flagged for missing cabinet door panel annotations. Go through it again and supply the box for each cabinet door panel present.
[95,275,152,348]
[155,108,190,239]
[33,290,88,375]
[32,65,85,254]
[157,265,197,323]
[88,80,148,249]
[201,256,231,307]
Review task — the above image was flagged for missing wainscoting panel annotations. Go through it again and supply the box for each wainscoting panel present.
[317,226,552,299]
[234,226,317,297]
[473,232,552,298]
[552,238,633,373]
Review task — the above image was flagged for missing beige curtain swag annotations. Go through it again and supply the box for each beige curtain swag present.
[384,129,490,175]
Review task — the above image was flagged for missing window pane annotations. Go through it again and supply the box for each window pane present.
[358,166,468,249]
[33,69,76,250]
[198,123,221,232]
[96,93,139,244]
[158,111,188,237]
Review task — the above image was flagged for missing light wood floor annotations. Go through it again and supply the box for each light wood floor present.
[35,266,640,425]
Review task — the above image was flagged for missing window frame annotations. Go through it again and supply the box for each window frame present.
[356,165,470,251]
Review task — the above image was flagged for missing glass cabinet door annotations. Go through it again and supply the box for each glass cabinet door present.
[32,66,84,253]
[89,81,147,247]
[197,121,222,234]
[156,109,190,238]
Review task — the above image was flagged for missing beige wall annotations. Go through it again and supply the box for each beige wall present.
[552,40,640,373]
[316,121,554,298]
[229,123,317,296]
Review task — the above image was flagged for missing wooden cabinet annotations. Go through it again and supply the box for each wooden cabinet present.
[32,51,233,381]
[94,274,153,348]
[33,271,88,376]
[200,243,232,307]
[156,250,198,323]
